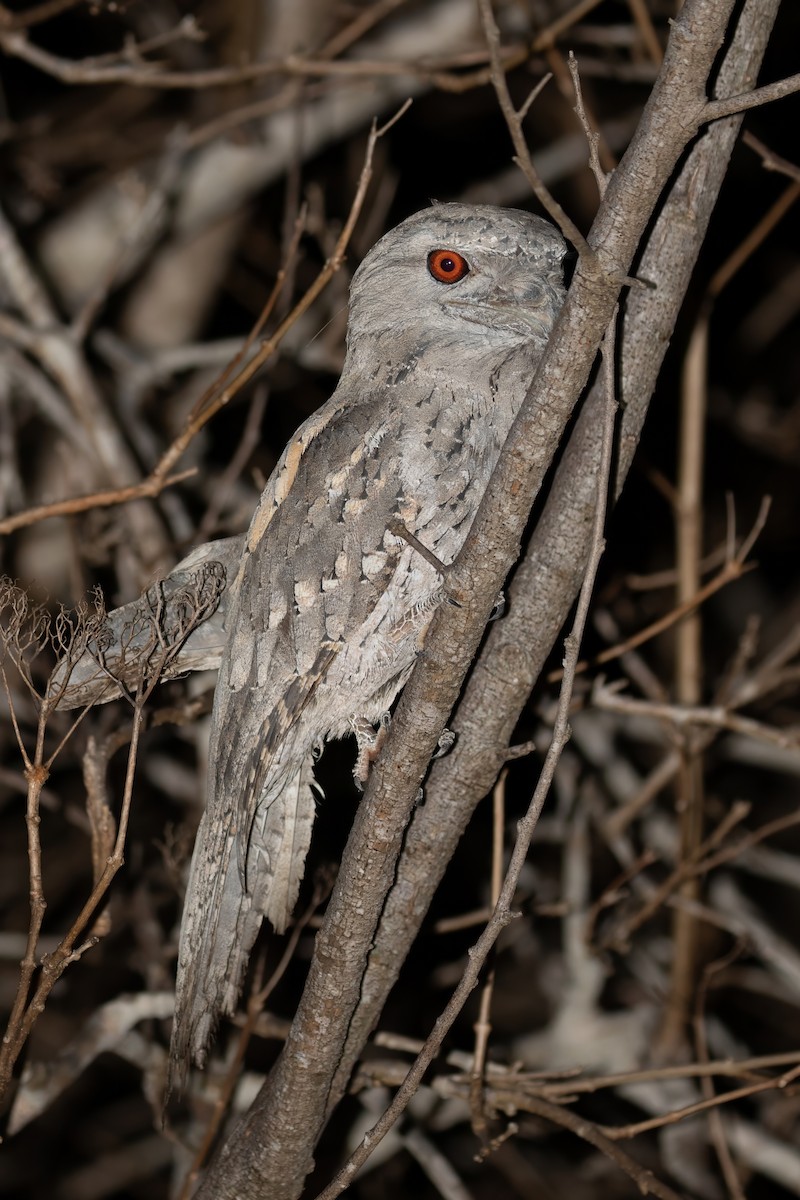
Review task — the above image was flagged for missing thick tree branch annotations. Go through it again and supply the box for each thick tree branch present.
[311,314,620,1200]
[333,0,782,1095]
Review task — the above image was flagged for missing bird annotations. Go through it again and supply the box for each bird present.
[169,202,567,1084]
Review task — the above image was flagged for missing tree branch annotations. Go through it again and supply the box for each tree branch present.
[333,0,781,1094]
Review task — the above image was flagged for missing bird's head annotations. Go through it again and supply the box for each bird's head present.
[345,202,568,379]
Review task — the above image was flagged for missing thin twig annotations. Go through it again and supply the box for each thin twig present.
[624,0,663,64]
[468,771,505,1146]
[743,132,800,183]
[694,945,748,1200]
[659,295,709,1051]
[531,0,605,51]
[701,72,800,122]
[598,1061,800,1140]
[548,516,765,682]
[359,1044,800,1098]
[0,469,198,537]
[0,698,145,1096]
[476,0,592,259]
[568,52,609,196]
[708,180,800,298]
[511,1093,685,1200]
[593,685,800,752]
[0,0,88,29]
[600,800,751,952]
[0,26,519,92]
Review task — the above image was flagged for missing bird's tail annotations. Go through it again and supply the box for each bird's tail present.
[168,753,318,1093]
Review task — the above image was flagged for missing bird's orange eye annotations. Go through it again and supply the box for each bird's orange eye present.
[427,249,470,284]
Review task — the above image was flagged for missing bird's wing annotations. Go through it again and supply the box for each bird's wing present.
[171,383,403,1076]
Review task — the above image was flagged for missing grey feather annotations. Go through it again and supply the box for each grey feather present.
[169,203,567,1084]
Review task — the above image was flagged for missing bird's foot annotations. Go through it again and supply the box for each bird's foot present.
[351,711,392,788]
[489,590,506,621]
[433,728,456,759]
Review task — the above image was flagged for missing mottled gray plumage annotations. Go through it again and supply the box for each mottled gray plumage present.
[170,203,567,1082]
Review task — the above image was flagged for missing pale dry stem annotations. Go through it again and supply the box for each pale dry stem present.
[468,770,505,1147]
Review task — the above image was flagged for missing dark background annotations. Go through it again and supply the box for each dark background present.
[0,1,798,1197]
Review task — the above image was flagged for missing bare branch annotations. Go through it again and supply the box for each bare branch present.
[702,71,800,122]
